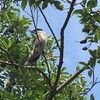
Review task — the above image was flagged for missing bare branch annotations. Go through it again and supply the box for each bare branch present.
[38,6,60,50]
[0,60,18,69]
[30,6,36,28]
[56,66,86,93]
[54,0,76,88]
[48,65,86,99]
[47,1,76,99]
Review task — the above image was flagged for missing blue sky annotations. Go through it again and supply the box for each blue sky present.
[18,0,100,99]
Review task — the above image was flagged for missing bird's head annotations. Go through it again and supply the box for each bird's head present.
[32,28,47,38]
[33,28,43,34]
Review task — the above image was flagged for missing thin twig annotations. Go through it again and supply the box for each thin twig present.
[30,6,36,28]
[0,60,18,68]
[15,2,32,17]
[38,6,60,50]
[80,80,100,100]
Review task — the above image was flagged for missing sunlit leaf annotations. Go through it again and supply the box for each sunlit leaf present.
[87,0,97,8]
[54,1,64,10]
[25,90,32,97]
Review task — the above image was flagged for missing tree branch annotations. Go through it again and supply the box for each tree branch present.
[47,1,76,99]
[38,6,60,50]
[0,60,18,69]
[54,0,76,88]
[56,66,86,93]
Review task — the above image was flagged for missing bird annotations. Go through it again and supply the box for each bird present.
[22,28,47,66]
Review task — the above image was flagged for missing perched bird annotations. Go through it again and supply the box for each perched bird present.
[22,28,47,66]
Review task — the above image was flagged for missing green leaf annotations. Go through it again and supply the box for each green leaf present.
[76,66,80,71]
[96,30,100,41]
[34,0,42,7]
[54,1,64,10]
[25,90,32,97]
[7,38,14,48]
[72,9,83,15]
[88,70,92,77]
[89,50,96,58]
[89,57,96,68]
[90,94,95,100]
[82,0,87,5]
[96,47,100,59]
[42,0,48,9]
[87,0,97,8]
[79,62,87,66]
[29,0,35,7]
[21,0,27,9]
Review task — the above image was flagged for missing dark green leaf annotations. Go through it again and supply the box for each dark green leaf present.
[35,0,42,7]
[89,57,96,68]
[82,0,87,5]
[29,0,35,7]
[54,1,64,10]
[72,9,83,15]
[87,0,97,8]
[90,94,95,100]
[96,47,100,59]
[88,70,92,77]
[89,50,96,58]
[21,0,27,9]
[79,62,87,66]
[42,0,48,9]
[96,30,100,40]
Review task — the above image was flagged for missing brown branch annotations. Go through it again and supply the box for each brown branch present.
[56,66,86,93]
[47,66,86,100]
[47,1,76,99]
[54,0,76,88]
[0,60,18,69]
[38,6,60,50]
[80,79,100,100]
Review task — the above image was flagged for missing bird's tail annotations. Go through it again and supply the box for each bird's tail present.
[21,54,40,65]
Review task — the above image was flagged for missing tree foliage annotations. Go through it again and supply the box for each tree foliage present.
[0,0,100,100]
